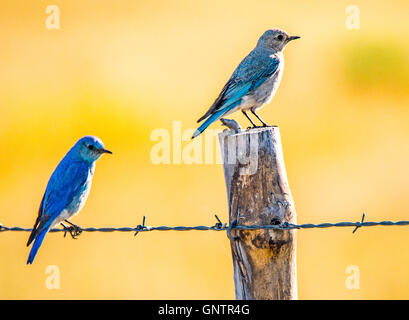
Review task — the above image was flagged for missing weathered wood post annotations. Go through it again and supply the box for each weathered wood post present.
[218,126,297,300]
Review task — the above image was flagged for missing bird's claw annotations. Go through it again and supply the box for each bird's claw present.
[62,225,82,239]
[247,125,268,129]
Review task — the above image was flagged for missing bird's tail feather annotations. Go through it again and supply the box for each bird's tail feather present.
[27,228,48,265]
[192,101,241,139]
[192,109,226,139]
[27,217,40,247]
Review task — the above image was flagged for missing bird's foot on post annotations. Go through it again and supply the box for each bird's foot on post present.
[246,125,269,130]
[61,221,82,239]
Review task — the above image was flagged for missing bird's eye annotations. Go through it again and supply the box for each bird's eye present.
[87,145,95,151]
[276,35,284,41]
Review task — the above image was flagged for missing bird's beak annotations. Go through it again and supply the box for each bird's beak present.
[287,35,300,42]
[100,148,113,154]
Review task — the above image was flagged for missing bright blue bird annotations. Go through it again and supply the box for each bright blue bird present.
[26,136,112,264]
[193,29,300,138]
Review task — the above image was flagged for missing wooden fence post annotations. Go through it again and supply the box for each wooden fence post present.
[218,126,297,300]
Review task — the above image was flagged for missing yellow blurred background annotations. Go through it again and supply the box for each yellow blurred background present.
[0,0,408,299]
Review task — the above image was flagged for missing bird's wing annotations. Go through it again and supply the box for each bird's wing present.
[29,160,90,237]
[197,52,280,122]
[43,160,90,219]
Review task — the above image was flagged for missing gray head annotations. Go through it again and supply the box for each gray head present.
[72,135,112,163]
[257,29,300,52]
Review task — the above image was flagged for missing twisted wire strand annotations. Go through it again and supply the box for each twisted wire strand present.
[1,213,409,235]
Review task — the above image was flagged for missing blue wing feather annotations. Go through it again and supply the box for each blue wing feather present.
[44,160,90,220]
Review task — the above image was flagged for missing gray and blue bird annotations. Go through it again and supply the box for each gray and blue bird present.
[193,29,299,138]
[26,136,112,264]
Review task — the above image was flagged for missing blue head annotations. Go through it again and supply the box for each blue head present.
[70,136,112,163]
[257,29,300,52]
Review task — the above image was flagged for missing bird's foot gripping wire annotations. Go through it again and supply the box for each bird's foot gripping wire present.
[61,221,82,239]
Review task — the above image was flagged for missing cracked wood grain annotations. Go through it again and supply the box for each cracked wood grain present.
[219,126,297,300]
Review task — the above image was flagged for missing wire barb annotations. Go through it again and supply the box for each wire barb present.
[352,212,366,234]
[134,216,147,236]
[213,215,227,230]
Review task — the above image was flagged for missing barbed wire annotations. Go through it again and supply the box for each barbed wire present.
[1,213,409,239]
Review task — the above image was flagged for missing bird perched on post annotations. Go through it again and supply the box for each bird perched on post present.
[192,29,300,139]
[26,136,112,264]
